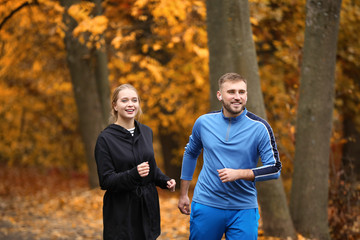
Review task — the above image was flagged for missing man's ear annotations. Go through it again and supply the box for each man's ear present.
[217,91,222,101]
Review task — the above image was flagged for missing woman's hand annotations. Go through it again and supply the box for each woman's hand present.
[167,179,176,192]
[137,161,150,177]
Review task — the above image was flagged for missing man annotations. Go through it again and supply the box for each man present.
[178,73,281,240]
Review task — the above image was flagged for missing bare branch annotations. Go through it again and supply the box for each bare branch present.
[0,0,39,30]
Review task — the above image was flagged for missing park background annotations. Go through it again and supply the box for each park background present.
[0,0,359,239]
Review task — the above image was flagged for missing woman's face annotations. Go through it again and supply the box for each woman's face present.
[114,88,139,121]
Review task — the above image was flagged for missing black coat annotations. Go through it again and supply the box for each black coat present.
[94,122,171,240]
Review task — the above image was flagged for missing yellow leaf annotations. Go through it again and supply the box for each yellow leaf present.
[32,60,42,73]
[153,43,161,51]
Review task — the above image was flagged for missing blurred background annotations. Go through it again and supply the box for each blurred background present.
[0,0,359,239]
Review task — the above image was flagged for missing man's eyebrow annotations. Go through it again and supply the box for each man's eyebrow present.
[227,89,246,92]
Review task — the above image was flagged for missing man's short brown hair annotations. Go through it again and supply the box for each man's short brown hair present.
[218,73,247,89]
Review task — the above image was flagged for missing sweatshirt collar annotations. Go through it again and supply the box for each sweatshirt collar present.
[108,120,142,138]
[221,108,247,122]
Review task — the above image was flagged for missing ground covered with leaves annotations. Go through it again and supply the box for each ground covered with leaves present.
[0,166,315,240]
[0,165,189,240]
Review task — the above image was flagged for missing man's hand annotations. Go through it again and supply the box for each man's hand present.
[178,194,191,215]
[217,168,255,182]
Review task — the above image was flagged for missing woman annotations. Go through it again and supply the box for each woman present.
[95,84,176,240]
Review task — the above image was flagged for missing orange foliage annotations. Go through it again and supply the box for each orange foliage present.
[0,0,85,170]
[105,0,210,162]
[0,0,209,169]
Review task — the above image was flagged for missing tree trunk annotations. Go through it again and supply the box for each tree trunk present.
[206,0,233,111]
[290,1,342,239]
[61,0,108,188]
[158,130,181,188]
[93,0,111,124]
[206,0,296,238]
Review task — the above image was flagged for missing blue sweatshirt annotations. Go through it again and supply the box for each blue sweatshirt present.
[181,108,281,210]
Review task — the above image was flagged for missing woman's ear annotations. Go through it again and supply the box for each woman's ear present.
[113,103,117,112]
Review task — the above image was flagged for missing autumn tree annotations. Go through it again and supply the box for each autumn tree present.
[249,1,359,237]
[249,0,305,196]
[337,1,360,183]
[0,0,86,170]
[329,2,360,238]
[206,0,296,238]
[60,0,110,188]
[0,0,209,187]
[290,1,342,239]
[104,0,209,186]
[92,0,111,123]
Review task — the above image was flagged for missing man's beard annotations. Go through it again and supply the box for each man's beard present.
[222,100,245,116]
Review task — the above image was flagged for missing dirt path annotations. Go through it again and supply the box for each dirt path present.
[0,187,189,240]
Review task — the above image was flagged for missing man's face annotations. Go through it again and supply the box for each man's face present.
[217,80,247,118]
